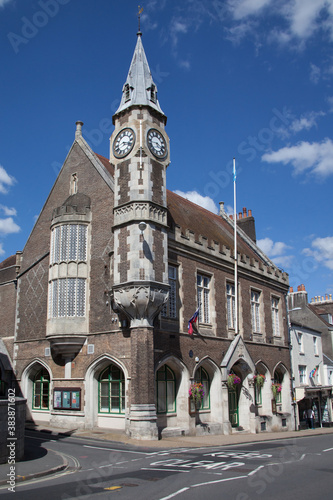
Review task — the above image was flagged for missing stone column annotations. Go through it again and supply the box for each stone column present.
[127,327,158,440]
[221,381,232,435]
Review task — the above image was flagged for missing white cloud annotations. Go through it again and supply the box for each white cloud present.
[328,96,333,112]
[0,205,17,217]
[170,18,188,47]
[0,217,20,235]
[173,190,219,214]
[0,165,16,194]
[226,0,333,45]
[289,111,325,133]
[262,138,333,177]
[303,236,333,270]
[310,63,321,84]
[257,237,293,268]
[225,20,256,44]
[257,237,290,257]
[0,243,4,256]
[0,0,12,8]
[228,0,272,20]
[284,0,325,39]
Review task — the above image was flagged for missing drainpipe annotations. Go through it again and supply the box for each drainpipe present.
[285,294,298,431]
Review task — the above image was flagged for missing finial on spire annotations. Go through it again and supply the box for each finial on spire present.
[137,5,143,35]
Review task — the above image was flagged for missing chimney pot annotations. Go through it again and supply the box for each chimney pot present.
[297,285,301,292]
[248,209,252,217]
[243,207,247,217]
[301,284,306,291]
[219,201,225,215]
[238,212,242,219]
[326,294,328,300]
[290,287,294,293]
[330,294,332,300]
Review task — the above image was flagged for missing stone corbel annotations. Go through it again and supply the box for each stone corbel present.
[112,281,169,328]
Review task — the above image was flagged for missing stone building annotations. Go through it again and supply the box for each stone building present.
[0,31,293,439]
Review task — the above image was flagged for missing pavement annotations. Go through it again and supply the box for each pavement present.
[1,423,333,487]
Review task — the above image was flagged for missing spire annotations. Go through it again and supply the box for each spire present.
[113,33,166,120]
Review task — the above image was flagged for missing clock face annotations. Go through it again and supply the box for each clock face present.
[147,129,167,159]
[113,128,135,158]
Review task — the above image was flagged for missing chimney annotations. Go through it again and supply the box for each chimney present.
[291,284,308,309]
[75,120,83,139]
[236,207,256,243]
[290,287,294,293]
[219,201,225,216]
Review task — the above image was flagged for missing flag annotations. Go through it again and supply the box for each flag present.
[310,364,320,378]
[188,307,199,335]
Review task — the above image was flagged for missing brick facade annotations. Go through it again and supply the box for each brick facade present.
[0,34,294,439]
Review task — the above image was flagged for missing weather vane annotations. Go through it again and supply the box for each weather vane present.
[138,5,144,33]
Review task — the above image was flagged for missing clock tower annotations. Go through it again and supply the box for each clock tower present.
[110,30,170,439]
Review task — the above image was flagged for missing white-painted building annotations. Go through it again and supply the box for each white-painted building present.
[289,285,333,428]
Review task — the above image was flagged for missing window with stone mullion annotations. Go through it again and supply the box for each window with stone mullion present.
[251,291,260,333]
[227,283,236,329]
[197,274,210,324]
[272,298,280,336]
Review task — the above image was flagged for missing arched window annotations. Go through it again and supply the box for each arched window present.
[156,365,176,414]
[33,368,50,410]
[99,365,125,414]
[195,366,210,410]
[273,367,284,404]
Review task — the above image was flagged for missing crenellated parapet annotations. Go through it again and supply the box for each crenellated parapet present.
[172,224,288,286]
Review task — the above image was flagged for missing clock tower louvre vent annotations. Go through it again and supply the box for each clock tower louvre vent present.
[124,84,131,102]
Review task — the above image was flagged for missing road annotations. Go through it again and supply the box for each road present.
[0,431,333,499]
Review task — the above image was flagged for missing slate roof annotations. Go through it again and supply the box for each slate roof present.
[0,254,16,270]
[166,190,269,264]
[114,33,165,119]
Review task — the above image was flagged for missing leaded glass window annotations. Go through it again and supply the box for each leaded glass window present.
[49,278,86,318]
[50,224,87,264]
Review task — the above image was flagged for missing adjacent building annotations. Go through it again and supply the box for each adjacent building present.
[0,31,293,439]
[288,285,333,428]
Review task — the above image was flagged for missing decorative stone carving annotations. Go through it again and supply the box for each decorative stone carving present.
[112,281,169,327]
[114,202,167,227]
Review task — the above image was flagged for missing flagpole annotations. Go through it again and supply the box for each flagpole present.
[233,158,238,335]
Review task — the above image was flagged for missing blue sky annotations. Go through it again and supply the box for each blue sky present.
[0,0,333,301]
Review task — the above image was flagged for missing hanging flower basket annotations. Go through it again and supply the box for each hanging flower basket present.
[254,374,266,388]
[189,383,205,409]
[227,373,241,389]
[271,383,282,400]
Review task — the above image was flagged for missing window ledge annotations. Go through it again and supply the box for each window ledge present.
[51,411,85,416]
[98,413,125,417]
